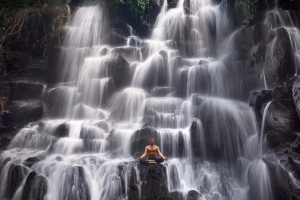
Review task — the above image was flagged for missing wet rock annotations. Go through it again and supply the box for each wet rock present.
[111,46,143,63]
[187,190,202,200]
[94,120,110,132]
[273,86,293,99]
[168,0,179,9]
[53,123,69,137]
[21,171,48,200]
[105,55,131,90]
[278,0,300,10]
[266,130,286,149]
[137,23,151,39]
[139,164,169,200]
[170,191,184,200]
[167,164,181,191]
[0,127,19,150]
[293,78,300,119]
[111,21,133,37]
[264,27,296,86]
[5,164,30,199]
[253,23,270,45]
[130,127,160,157]
[128,167,139,200]
[151,87,175,97]
[247,42,266,65]
[267,98,300,138]
[23,155,46,168]
[7,81,45,101]
[61,166,91,200]
[102,31,127,46]
[190,120,202,158]
[264,154,295,200]
[2,100,44,127]
[249,90,273,121]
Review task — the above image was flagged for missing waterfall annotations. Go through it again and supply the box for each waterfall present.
[2,0,296,199]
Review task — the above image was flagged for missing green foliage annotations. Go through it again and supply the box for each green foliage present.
[104,0,149,13]
[0,0,67,54]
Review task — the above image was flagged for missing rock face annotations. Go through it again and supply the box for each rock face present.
[2,100,44,127]
[7,82,45,101]
[250,83,300,199]
[187,190,202,200]
[278,0,300,10]
[128,167,139,200]
[105,55,131,90]
[5,164,30,199]
[139,164,169,200]
[0,127,19,150]
[130,127,160,157]
[60,166,91,200]
[21,171,48,200]
[264,28,296,85]
[293,78,300,118]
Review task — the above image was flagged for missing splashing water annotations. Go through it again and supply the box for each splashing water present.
[0,1,286,199]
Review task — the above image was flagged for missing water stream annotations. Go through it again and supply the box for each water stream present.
[1,0,299,200]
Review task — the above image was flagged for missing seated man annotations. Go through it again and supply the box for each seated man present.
[137,137,167,164]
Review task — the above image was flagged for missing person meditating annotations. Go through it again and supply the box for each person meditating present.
[137,137,167,164]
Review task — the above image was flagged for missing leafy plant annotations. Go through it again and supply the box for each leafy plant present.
[103,0,149,13]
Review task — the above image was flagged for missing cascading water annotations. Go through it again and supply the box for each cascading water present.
[2,0,299,200]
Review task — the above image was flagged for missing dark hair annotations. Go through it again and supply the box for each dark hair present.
[150,137,154,139]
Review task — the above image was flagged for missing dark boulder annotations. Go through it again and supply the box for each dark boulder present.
[2,100,44,127]
[94,120,110,132]
[273,86,293,99]
[266,98,300,138]
[111,21,133,37]
[187,190,202,200]
[102,31,127,46]
[7,81,45,101]
[293,78,300,119]
[151,87,175,97]
[249,90,273,121]
[253,23,270,45]
[264,97,299,149]
[139,164,169,200]
[128,167,139,200]
[23,155,46,168]
[130,127,160,157]
[60,166,91,200]
[137,23,151,39]
[190,120,202,158]
[21,171,48,200]
[264,27,296,86]
[0,127,19,150]
[263,154,296,200]
[105,55,131,90]
[170,191,184,200]
[278,0,300,10]
[5,164,30,199]
[53,123,69,138]
[111,46,143,63]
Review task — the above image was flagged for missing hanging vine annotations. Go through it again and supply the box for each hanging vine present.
[0,0,69,54]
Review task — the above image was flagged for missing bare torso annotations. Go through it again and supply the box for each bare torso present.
[146,145,159,158]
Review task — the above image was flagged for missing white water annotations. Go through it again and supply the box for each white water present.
[2,1,297,200]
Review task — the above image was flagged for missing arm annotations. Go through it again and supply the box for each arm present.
[157,147,167,160]
[137,147,148,161]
